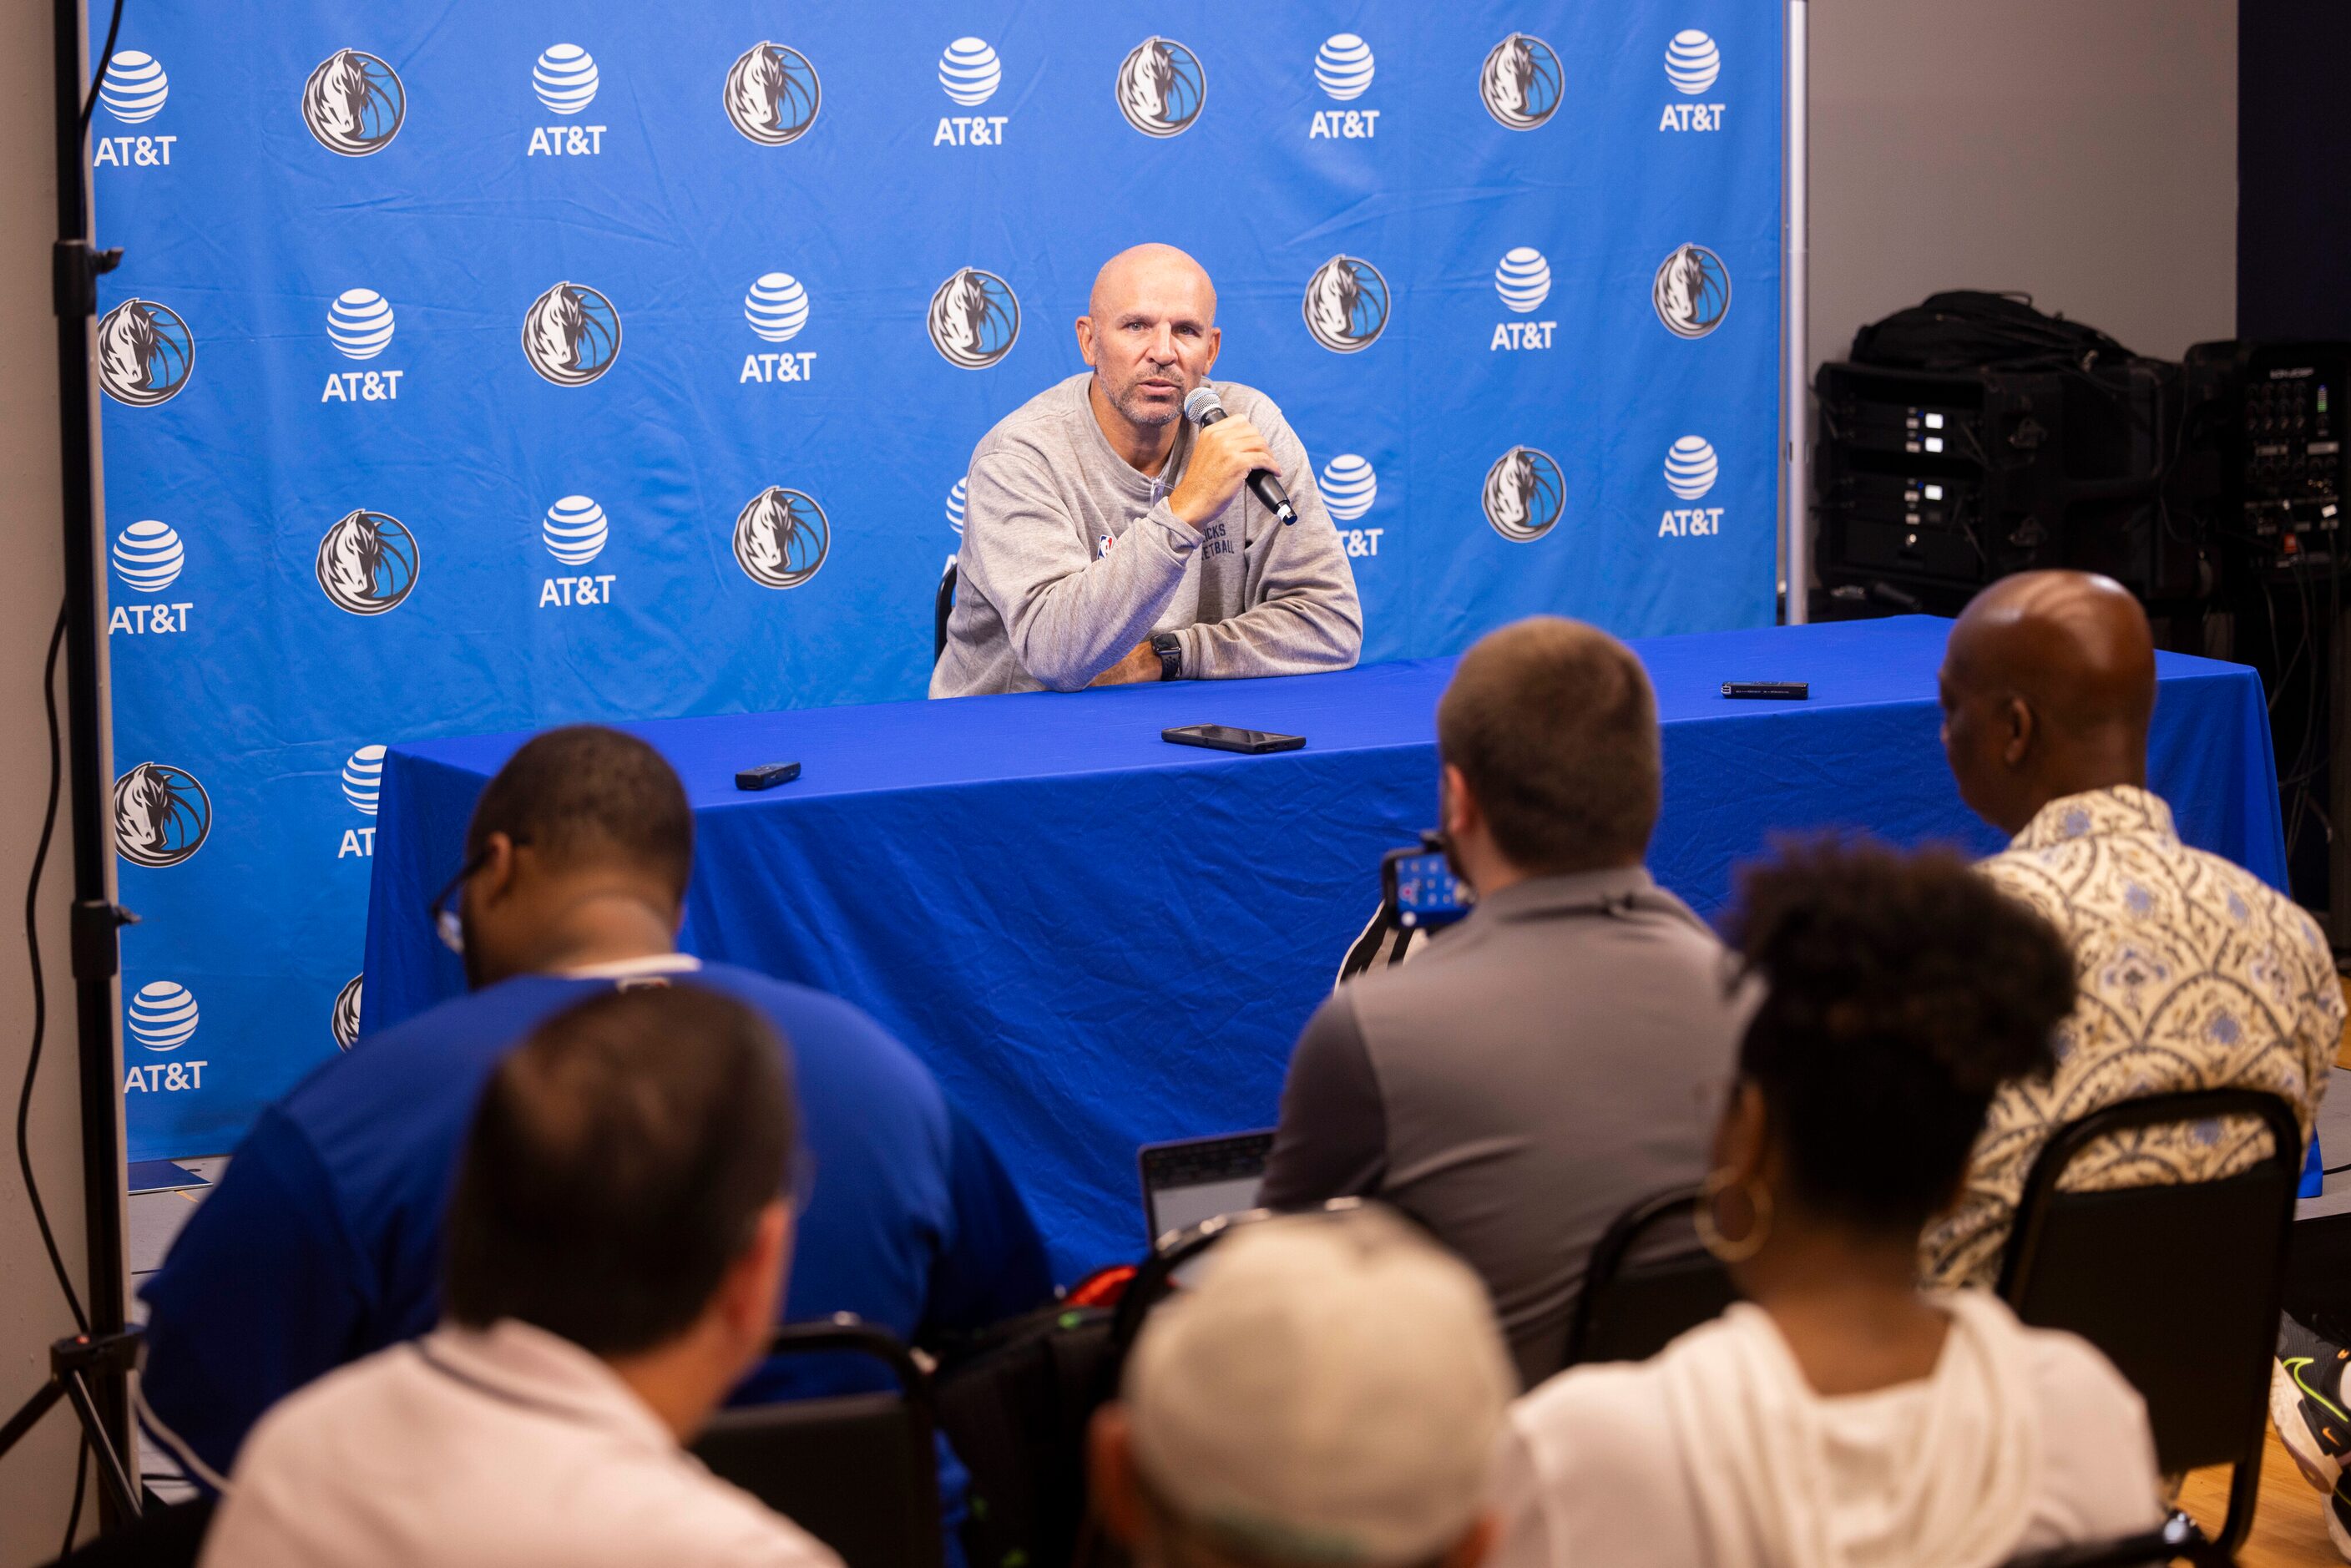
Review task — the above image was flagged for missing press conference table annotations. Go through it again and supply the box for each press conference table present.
[363,616,2288,1280]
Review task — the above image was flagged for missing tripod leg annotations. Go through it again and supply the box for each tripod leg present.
[60,1371,139,1521]
[0,1378,67,1460]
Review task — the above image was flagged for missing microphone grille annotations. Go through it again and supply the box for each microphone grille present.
[1181,385,1223,424]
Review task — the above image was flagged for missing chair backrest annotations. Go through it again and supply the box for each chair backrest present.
[933,555,958,666]
[691,1318,943,1568]
[46,1497,217,1568]
[1996,1088,2302,1479]
[1558,1186,1737,1373]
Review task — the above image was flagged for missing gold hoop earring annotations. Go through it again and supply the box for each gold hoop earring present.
[1694,1166,1772,1264]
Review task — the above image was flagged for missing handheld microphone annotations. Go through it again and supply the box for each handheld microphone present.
[1182,386,1299,525]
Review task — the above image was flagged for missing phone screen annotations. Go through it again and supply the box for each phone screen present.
[1388,850,1469,928]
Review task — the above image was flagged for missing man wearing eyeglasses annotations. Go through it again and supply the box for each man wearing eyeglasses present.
[138,724,1050,1507]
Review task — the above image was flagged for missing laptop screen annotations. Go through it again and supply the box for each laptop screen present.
[1139,1130,1275,1247]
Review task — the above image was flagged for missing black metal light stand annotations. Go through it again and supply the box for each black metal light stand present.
[0,0,146,1530]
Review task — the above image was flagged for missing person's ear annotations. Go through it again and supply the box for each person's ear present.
[1443,1514,1499,1568]
[1086,1404,1147,1550]
[2000,695,2035,769]
[1710,1078,1768,1184]
[1202,325,1221,372]
[720,1201,792,1348]
[474,832,521,905]
[1441,763,1481,843]
[1075,315,1098,367]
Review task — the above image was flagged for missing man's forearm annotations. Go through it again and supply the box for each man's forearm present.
[1181,590,1362,680]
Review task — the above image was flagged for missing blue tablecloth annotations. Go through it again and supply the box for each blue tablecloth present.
[364,616,2293,1280]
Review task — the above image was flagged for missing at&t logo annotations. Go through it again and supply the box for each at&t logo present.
[741,273,817,384]
[1660,435,1724,539]
[1116,38,1205,139]
[1309,34,1379,140]
[1490,248,1557,352]
[935,38,1008,146]
[528,43,608,156]
[1483,447,1565,543]
[1319,454,1383,559]
[733,486,830,589]
[947,478,966,536]
[124,980,206,1095]
[331,974,363,1051]
[303,48,405,156]
[523,281,621,385]
[726,42,821,146]
[1653,244,1730,339]
[1660,30,1726,132]
[928,268,1019,369]
[322,289,405,405]
[1302,256,1388,354]
[114,761,210,868]
[109,520,191,637]
[1480,34,1561,131]
[540,496,616,609]
[94,50,176,169]
[316,509,420,615]
[337,743,385,859]
[97,298,193,407]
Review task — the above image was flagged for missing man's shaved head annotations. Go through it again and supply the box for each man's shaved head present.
[1937,571,2156,834]
[1089,243,1216,322]
[1076,244,1223,439]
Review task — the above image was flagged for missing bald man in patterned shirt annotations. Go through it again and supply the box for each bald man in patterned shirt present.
[1922,570,2339,1289]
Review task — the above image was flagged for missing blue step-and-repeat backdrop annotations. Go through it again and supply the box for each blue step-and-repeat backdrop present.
[93,3,1781,1160]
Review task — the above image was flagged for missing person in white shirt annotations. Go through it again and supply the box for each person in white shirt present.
[1090,1205,1514,1568]
[200,984,839,1568]
[1489,839,2166,1568]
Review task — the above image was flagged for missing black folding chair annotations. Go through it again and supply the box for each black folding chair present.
[933,556,958,666]
[692,1316,943,1568]
[1557,1186,1737,1373]
[2000,1512,2228,1567]
[43,1496,216,1568]
[1996,1088,2303,1555]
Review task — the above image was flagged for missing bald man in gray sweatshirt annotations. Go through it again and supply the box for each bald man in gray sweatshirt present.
[931,245,1362,698]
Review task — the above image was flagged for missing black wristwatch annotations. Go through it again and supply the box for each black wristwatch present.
[1150,631,1183,681]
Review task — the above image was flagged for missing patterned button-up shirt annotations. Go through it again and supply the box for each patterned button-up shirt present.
[1921,785,2341,1287]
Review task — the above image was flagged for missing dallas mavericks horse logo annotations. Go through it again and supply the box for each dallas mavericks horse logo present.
[1482,447,1565,543]
[1115,37,1205,138]
[95,299,193,407]
[522,282,622,386]
[301,48,405,155]
[724,41,822,145]
[1479,33,1562,130]
[732,487,830,589]
[927,268,1020,369]
[113,761,210,868]
[1652,244,1731,339]
[1302,256,1389,354]
[315,509,420,615]
[331,974,363,1050]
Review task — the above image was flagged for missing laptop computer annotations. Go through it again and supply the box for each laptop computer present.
[1138,1129,1275,1248]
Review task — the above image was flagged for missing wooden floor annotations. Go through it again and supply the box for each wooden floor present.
[2178,1416,2342,1565]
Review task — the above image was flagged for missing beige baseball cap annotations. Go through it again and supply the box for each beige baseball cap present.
[1122,1206,1514,1566]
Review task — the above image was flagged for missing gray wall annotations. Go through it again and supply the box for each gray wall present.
[0,0,104,1560]
[1810,0,2237,372]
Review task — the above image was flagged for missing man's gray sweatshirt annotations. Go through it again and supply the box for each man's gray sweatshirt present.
[930,373,1363,697]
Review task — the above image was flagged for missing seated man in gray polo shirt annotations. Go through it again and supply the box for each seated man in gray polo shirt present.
[1260,616,1748,1388]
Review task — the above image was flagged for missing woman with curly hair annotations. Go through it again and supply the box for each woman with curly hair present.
[1489,838,2165,1568]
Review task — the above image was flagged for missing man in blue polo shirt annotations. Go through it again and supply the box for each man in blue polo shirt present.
[139,723,1051,1486]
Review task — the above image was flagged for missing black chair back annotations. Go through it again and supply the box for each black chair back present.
[692,1317,942,1568]
[933,556,958,666]
[44,1496,216,1568]
[1558,1186,1737,1373]
[1996,1088,2303,1554]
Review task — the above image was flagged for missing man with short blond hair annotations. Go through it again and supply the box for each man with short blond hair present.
[932,243,1360,696]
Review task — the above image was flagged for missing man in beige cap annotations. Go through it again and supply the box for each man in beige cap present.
[1088,1206,1513,1568]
